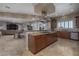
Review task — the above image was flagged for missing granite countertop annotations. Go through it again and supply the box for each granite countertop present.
[56,28,79,32]
[27,31,56,36]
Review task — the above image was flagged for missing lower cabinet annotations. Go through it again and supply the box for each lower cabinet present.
[57,31,70,39]
[28,33,57,54]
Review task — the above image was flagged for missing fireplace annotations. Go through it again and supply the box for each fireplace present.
[7,23,18,30]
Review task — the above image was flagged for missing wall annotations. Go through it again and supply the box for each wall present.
[0,22,6,30]
[0,21,24,30]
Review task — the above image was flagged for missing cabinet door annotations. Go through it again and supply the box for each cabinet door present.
[61,32,70,39]
[35,35,46,51]
[45,33,57,46]
[57,31,70,39]
[57,31,62,38]
[76,17,79,28]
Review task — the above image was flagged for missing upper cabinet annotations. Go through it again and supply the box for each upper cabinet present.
[76,16,79,28]
[51,18,57,31]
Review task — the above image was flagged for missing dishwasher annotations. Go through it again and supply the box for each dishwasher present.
[70,32,79,41]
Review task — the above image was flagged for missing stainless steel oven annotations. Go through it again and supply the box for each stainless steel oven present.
[70,32,79,40]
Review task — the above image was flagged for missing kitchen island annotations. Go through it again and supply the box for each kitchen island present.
[28,32,57,54]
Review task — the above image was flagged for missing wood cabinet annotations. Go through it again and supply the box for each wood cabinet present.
[51,19,57,31]
[57,31,70,39]
[76,16,79,28]
[28,33,57,54]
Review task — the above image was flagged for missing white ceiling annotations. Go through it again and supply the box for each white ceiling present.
[0,3,79,16]
[51,3,79,16]
[0,3,79,23]
[0,3,35,15]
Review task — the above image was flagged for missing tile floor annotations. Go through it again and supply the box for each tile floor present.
[23,38,79,56]
[0,35,26,56]
[0,35,79,56]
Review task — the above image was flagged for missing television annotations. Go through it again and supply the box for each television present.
[7,23,18,30]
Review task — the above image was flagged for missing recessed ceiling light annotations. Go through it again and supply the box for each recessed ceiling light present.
[70,9,74,12]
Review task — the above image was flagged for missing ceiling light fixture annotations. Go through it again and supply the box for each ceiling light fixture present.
[34,3,55,21]
[34,3,55,16]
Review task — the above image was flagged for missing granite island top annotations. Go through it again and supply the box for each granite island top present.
[27,31,56,36]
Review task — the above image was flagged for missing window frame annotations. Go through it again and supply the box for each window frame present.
[57,20,73,29]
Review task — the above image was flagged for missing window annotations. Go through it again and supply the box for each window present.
[61,21,64,28]
[57,20,73,29]
[57,22,61,28]
[64,21,68,28]
[69,21,73,28]
[30,21,49,30]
